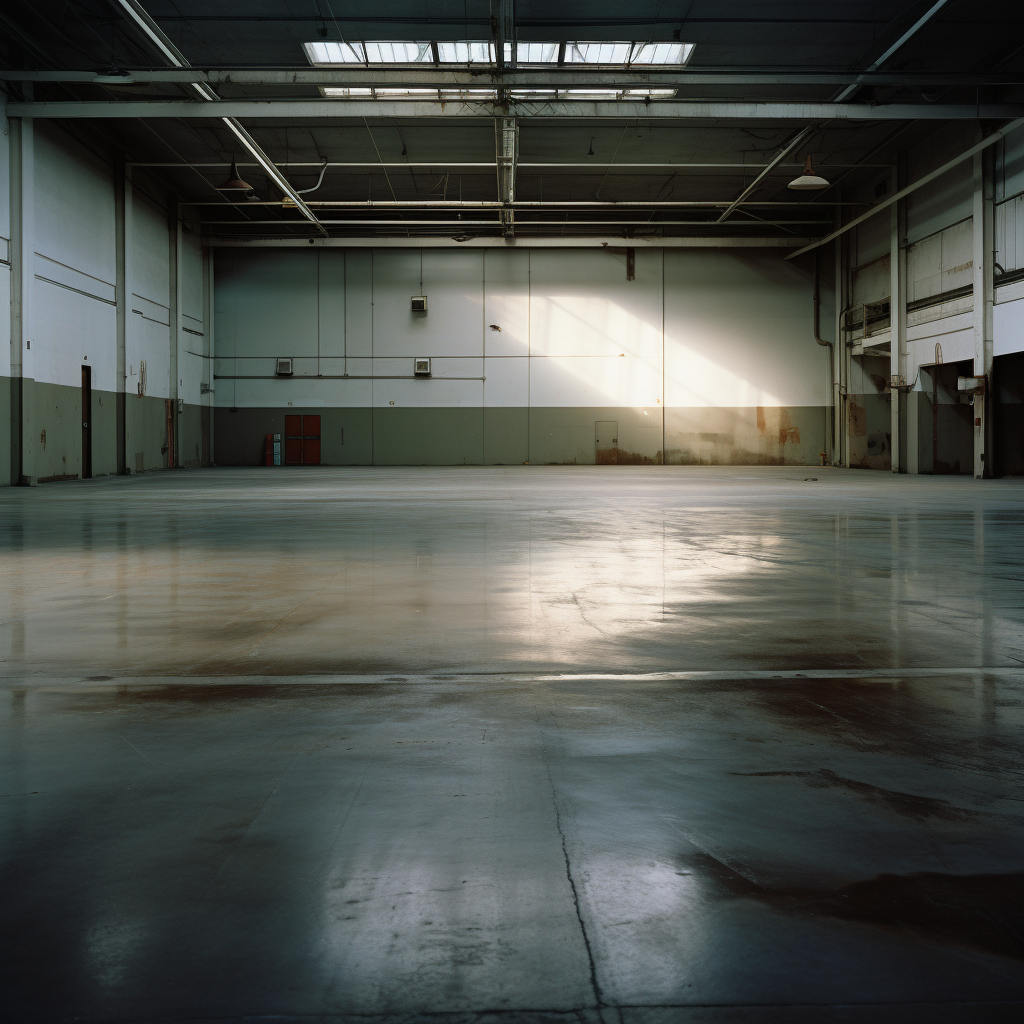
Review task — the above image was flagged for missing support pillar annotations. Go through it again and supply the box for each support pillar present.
[890,157,908,473]
[9,115,35,485]
[973,149,995,478]
[115,156,127,474]
[169,201,181,467]
[122,164,134,472]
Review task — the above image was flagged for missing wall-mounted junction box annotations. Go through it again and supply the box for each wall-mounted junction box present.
[414,358,432,377]
[276,357,293,376]
[411,295,428,313]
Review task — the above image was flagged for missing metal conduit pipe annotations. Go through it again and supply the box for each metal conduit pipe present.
[814,251,836,464]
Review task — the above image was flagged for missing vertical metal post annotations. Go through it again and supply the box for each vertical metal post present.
[169,201,181,467]
[496,116,518,238]
[973,149,995,478]
[835,199,850,468]
[889,157,907,472]
[123,164,135,470]
[115,154,127,474]
[10,115,35,485]
[203,245,214,466]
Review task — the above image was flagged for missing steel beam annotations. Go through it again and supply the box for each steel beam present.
[717,124,819,223]
[834,0,950,102]
[8,99,1022,120]
[3,68,1022,86]
[112,0,328,236]
[204,235,816,248]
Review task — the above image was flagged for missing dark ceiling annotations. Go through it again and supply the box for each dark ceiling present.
[2,1,1022,241]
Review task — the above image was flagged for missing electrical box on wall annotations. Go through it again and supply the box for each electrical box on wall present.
[411,295,428,313]
[414,358,432,377]
[276,358,293,376]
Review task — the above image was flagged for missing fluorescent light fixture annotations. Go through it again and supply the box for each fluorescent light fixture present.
[510,89,557,100]
[630,42,695,65]
[439,88,499,100]
[511,87,677,101]
[375,87,440,98]
[561,89,621,99]
[436,41,494,63]
[321,87,373,98]
[622,88,678,98]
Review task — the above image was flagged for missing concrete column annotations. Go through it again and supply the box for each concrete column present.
[890,158,908,473]
[9,116,35,485]
[973,150,995,478]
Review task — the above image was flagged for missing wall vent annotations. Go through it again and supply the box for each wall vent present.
[411,295,428,313]
[276,357,293,376]
[414,358,432,377]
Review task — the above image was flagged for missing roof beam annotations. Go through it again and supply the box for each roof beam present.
[8,100,1021,120]
[111,0,329,237]
[834,0,951,102]
[3,69,1021,86]
[205,236,817,249]
[717,124,820,223]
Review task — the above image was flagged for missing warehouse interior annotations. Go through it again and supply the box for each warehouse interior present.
[3,2,1024,1022]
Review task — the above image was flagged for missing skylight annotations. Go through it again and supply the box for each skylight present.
[305,40,694,67]
[304,41,432,65]
[565,42,633,64]
[513,42,559,63]
[436,41,494,63]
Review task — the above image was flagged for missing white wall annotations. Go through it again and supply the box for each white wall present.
[31,123,118,391]
[0,96,11,381]
[215,246,823,411]
[11,125,206,401]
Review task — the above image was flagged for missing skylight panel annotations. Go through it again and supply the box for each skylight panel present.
[514,42,560,63]
[436,41,494,63]
[565,42,633,65]
[364,42,433,63]
[630,42,694,65]
[303,41,366,64]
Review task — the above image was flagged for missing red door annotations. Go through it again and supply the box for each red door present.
[302,415,321,465]
[285,415,303,464]
[285,414,321,465]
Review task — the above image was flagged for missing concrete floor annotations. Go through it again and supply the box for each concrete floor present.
[2,466,1024,1023]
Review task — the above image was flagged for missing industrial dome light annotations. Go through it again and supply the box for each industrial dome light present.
[788,155,829,190]
[92,65,136,85]
[217,160,255,193]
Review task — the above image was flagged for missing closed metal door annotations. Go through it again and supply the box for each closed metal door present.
[81,365,92,479]
[285,414,322,465]
[595,420,618,465]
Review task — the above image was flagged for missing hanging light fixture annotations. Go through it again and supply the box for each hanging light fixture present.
[788,155,829,190]
[217,159,255,193]
[92,63,136,85]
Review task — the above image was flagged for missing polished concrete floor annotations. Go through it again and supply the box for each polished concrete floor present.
[2,466,1024,1023]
